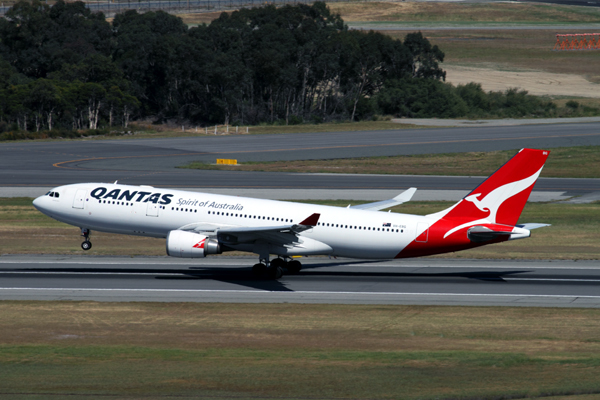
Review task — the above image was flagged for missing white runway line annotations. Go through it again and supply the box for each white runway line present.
[2,287,600,299]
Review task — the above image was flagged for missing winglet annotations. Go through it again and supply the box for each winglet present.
[300,213,320,226]
[350,187,417,211]
[394,187,417,203]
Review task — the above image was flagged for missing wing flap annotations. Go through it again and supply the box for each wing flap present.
[179,213,321,246]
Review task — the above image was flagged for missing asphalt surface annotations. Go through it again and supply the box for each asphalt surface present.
[2,123,600,197]
[1,255,599,307]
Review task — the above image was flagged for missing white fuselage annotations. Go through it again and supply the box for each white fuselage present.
[33,183,430,259]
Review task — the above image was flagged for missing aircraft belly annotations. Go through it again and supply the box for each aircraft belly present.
[306,231,410,259]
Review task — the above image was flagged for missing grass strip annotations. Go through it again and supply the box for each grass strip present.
[180,146,600,178]
[1,302,600,399]
[2,198,599,259]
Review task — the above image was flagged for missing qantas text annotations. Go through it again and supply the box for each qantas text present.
[90,187,244,210]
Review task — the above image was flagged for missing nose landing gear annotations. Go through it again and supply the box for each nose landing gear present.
[81,228,92,251]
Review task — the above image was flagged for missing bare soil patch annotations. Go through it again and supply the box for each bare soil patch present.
[445,65,600,98]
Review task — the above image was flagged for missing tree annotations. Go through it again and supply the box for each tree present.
[404,32,446,81]
[25,79,61,131]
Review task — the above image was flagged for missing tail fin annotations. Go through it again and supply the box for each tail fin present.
[430,148,550,226]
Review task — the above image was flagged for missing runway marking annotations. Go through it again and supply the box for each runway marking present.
[0,271,184,276]
[504,278,600,282]
[1,287,600,299]
[51,132,600,170]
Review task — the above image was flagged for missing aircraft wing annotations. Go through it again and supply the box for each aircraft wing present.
[351,188,417,211]
[178,213,321,246]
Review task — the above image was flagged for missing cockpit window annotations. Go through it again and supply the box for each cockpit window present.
[54,192,59,198]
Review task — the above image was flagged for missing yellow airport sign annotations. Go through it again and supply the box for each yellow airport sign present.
[217,159,237,165]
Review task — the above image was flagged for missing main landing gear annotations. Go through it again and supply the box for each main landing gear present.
[252,257,302,280]
[80,228,92,251]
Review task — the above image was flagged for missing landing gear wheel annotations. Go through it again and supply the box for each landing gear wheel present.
[287,260,302,274]
[252,263,267,276]
[270,258,286,269]
[81,241,92,251]
[267,266,283,280]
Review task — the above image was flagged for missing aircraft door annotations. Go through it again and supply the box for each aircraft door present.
[146,202,159,217]
[72,189,87,209]
[415,222,429,243]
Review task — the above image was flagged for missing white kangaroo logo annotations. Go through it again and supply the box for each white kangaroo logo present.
[443,166,544,238]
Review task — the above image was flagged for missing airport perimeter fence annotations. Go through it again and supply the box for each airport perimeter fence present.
[0,0,357,18]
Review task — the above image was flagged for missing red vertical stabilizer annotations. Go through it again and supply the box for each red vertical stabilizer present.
[396,148,550,258]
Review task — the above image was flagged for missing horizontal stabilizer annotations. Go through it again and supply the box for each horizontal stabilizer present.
[467,226,513,243]
[517,223,551,230]
[351,188,417,211]
[467,224,538,243]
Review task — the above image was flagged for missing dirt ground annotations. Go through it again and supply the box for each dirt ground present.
[444,65,600,98]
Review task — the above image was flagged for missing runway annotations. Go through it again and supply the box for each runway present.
[1,255,599,307]
[2,123,600,198]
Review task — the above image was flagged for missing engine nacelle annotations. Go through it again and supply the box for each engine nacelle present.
[166,230,222,258]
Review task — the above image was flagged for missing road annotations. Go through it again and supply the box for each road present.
[1,255,599,307]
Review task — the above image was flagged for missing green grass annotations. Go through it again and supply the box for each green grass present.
[1,302,600,399]
[181,146,600,178]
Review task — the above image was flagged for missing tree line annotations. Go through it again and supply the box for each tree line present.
[0,0,592,138]
[0,0,448,134]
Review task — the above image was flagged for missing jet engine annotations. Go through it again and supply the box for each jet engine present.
[166,230,222,258]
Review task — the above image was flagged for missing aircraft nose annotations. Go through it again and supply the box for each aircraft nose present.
[32,195,46,212]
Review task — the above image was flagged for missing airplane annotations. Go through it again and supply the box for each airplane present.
[33,148,550,279]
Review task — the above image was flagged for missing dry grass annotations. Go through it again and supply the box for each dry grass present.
[105,119,410,141]
[386,28,600,83]
[2,302,599,351]
[1,302,600,398]
[178,10,230,25]
[328,1,600,23]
